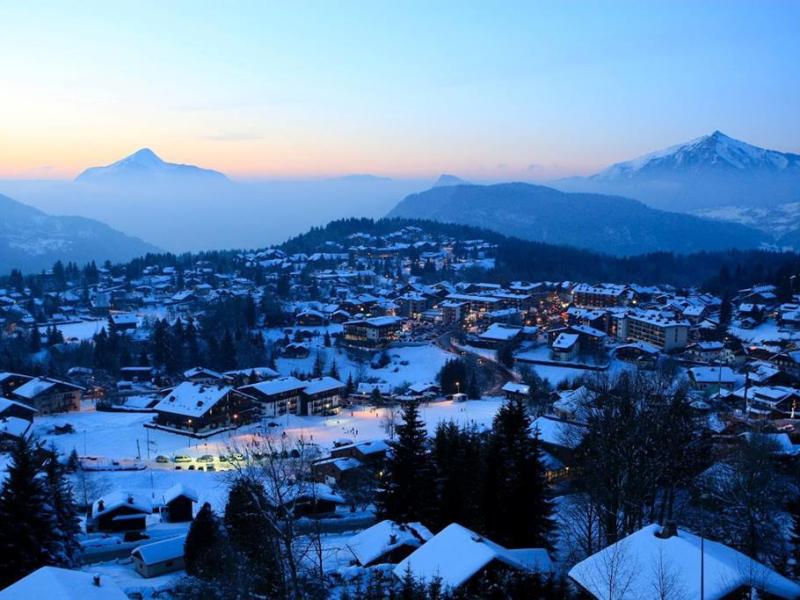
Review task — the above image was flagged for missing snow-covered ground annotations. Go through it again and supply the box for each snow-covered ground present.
[728,318,800,344]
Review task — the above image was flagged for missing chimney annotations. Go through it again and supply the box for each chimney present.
[389,533,398,545]
[97,500,104,512]
[127,494,134,504]
[92,574,101,587]
[656,521,678,539]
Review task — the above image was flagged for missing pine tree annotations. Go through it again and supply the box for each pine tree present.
[376,401,436,523]
[43,449,81,567]
[486,398,555,549]
[0,437,60,588]
[185,502,225,580]
[312,351,325,377]
[29,328,41,353]
[219,330,238,371]
[224,477,284,596]
[329,358,340,380]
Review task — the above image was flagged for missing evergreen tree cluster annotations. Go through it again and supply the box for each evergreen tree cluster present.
[377,399,555,550]
[0,437,81,589]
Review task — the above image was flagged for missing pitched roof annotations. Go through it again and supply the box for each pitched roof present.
[153,382,231,417]
[347,520,433,566]
[132,534,187,565]
[394,523,552,588]
[569,523,800,600]
[0,566,128,600]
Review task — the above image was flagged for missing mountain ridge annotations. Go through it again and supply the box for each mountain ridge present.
[0,193,160,272]
[387,181,770,256]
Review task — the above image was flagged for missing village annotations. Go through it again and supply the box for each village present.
[2,223,800,598]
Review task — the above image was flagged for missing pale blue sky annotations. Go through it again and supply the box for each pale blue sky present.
[1,1,798,179]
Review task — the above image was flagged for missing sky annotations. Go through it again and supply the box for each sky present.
[0,1,798,180]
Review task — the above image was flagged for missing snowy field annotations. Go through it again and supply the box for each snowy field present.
[27,398,506,519]
[728,318,800,344]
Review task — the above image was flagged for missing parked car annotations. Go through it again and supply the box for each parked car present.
[155,455,169,463]
[197,454,215,463]
[174,455,192,463]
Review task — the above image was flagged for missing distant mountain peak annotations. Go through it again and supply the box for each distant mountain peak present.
[434,174,470,187]
[75,149,228,184]
[591,131,800,181]
[124,148,163,164]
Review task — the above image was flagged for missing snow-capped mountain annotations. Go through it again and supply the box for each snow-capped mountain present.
[0,193,159,272]
[75,148,228,184]
[593,131,800,179]
[554,131,800,212]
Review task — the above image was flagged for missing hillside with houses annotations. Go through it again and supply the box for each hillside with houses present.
[1,220,800,597]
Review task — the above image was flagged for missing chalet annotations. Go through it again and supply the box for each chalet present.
[532,416,586,464]
[685,340,724,362]
[0,396,36,421]
[568,323,607,352]
[87,491,152,533]
[346,520,433,567]
[612,341,660,368]
[161,483,198,522]
[12,377,83,413]
[501,381,530,401]
[269,482,345,518]
[312,456,364,485]
[108,312,138,330]
[282,342,310,358]
[0,371,33,397]
[132,535,186,578]
[223,366,279,384]
[152,382,255,433]
[734,385,800,419]
[330,439,391,465]
[550,332,579,361]
[569,523,800,600]
[551,386,593,423]
[183,366,224,383]
[296,309,326,326]
[394,523,552,591]
[688,366,737,393]
[343,316,404,348]
[476,323,524,348]
[0,566,128,600]
[300,376,345,416]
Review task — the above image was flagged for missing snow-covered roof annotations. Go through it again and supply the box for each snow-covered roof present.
[92,491,152,517]
[0,416,32,439]
[552,333,579,351]
[689,366,736,384]
[302,376,344,396]
[13,377,79,399]
[479,323,522,342]
[163,483,198,505]
[241,376,306,397]
[132,534,187,565]
[532,416,585,449]
[183,366,224,380]
[0,566,128,600]
[394,523,552,588]
[569,523,800,600]
[347,520,433,566]
[153,382,231,417]
[501,381,530,395]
